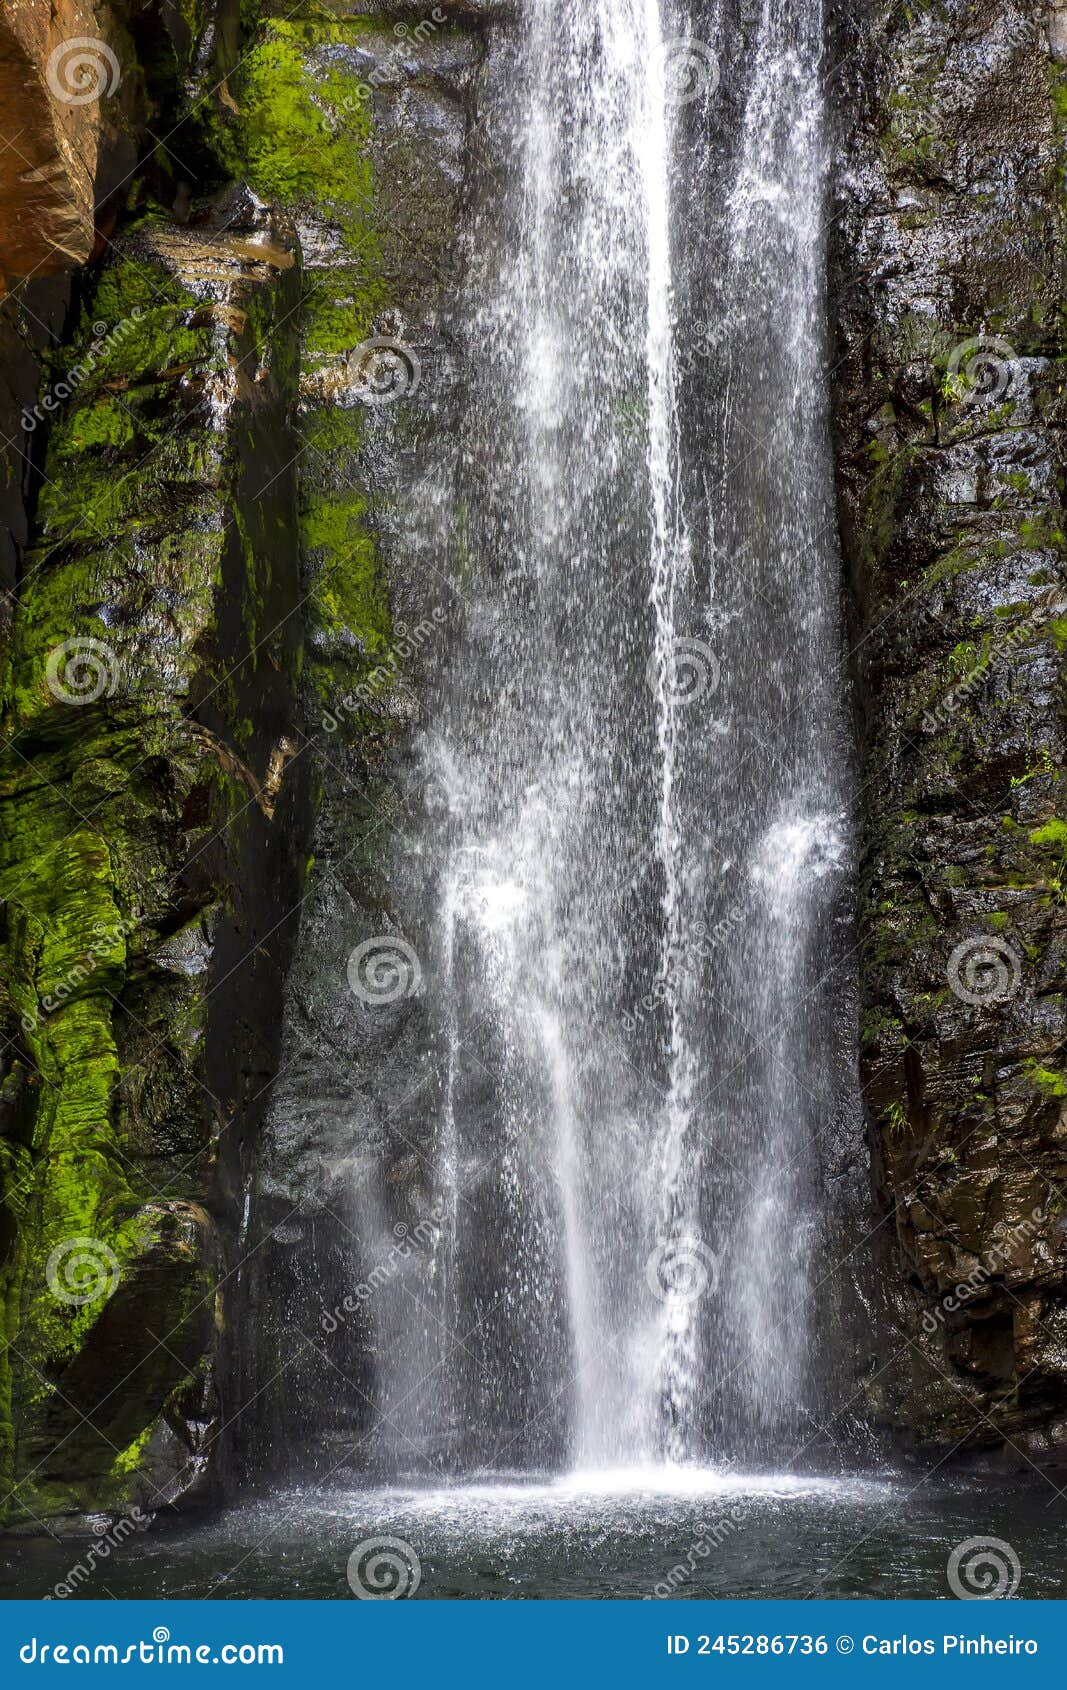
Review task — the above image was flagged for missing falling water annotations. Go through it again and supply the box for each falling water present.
[365,0,858,1477]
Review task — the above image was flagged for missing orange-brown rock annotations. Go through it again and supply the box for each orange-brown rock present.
[0,0,115,288]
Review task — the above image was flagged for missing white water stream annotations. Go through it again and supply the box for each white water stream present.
[368,0,857,1478]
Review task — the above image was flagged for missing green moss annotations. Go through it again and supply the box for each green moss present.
[1029,819,1067,849]
[112,1418,160,1476]
[0,191,308,1516]
[220,21,395,682]
[1025,1062,1067,1100]
[304,489,389,649]
[303,264,382,359]
[223,22,378,259]
[1,0,392,1523]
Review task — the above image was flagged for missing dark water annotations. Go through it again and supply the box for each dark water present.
[4,1471,1065,1602]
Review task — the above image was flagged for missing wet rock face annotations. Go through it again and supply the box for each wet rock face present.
[0,207,307,1525]
[830,0,1067,1456]
[243,0,489,1479]
[0,0,492,1518]
[0,0,309,1524]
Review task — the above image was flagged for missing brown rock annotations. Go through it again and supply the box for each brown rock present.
[0,0,117,286]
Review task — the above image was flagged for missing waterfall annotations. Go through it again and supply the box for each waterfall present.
[364,0,857,1478]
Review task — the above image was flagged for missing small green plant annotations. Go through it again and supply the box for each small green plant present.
[885,1101,909,1138]
[1011,746,1059,789]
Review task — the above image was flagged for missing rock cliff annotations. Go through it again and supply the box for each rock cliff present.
[830,0,1067,1460]
[3,0,1067,1528]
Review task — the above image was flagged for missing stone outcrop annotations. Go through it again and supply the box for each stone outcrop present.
[830,0,1067,1459]
[0,0,114,285]
[0,207,307,1524]
[235,0,489,1479]
[0,0,309,1527]
[0,0,489,1523]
